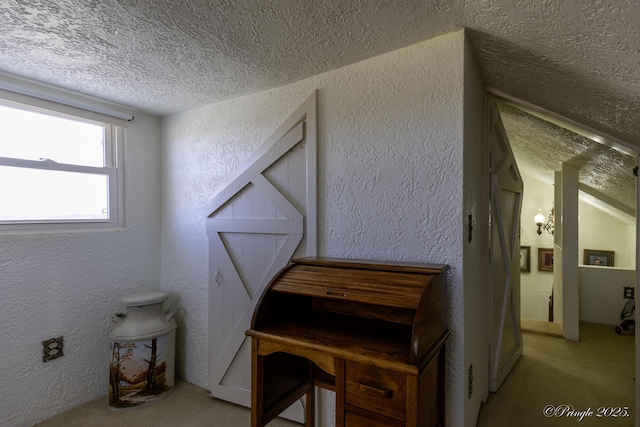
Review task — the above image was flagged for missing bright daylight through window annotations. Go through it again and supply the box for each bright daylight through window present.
[0,100,124,229]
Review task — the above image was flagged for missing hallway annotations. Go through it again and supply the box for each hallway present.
[477,322,635,426]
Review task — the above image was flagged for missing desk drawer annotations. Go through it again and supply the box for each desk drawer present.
[345,411,398,426]
[345,361,406,421]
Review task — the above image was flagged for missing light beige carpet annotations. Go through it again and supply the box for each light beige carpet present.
[477,321,635,427]
[32,380,298,427]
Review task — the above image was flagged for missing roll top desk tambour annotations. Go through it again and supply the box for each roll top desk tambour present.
[246,257,449,427]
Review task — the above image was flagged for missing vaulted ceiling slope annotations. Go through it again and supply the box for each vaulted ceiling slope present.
[497,102,637,220]
[2,1,639,149]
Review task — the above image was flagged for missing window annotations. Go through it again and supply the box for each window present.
[0,98,125,231]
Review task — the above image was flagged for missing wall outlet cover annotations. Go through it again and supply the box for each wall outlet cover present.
[42,336,64,362]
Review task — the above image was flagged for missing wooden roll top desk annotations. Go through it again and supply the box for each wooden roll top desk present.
[245,257,449,427]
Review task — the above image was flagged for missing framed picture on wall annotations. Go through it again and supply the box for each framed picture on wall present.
[583,249,615,267]
[520,246,531,272]
[538,248,554,272]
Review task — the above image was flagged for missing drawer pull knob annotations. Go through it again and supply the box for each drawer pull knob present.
[326,291,347,297]
[357,382,393,398]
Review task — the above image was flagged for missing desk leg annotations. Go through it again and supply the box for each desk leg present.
[305,386,315,427]
[335,359,345,427]
[251,338,317,427]
[251,338,265,427]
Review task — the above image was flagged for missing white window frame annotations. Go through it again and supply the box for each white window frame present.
[0,91,127,232]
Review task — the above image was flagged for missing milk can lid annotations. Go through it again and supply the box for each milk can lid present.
[121,291,169,306]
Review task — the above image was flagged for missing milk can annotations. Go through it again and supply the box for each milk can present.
[108,291,177,409]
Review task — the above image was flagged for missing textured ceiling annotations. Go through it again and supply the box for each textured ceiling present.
[0,0,463,116]
[1,0,639,212]
[498,102,637,221]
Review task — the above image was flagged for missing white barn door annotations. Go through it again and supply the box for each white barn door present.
[489,99,523,392]
[207,92,317,421]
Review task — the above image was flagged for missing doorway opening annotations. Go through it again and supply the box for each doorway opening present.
[486,89,638,422]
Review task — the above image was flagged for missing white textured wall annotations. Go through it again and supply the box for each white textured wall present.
[161,30,469,427]
[0,111,162,427]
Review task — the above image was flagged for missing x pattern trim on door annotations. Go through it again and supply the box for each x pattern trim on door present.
[489,100,524,392]
[207,174,304,389]
[206,92,317,420]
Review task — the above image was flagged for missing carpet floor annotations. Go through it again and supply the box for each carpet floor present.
[33,321,634,427]
[32,381,298,427]
[477,321,635,427]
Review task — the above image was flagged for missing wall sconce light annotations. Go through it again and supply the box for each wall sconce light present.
[534,206,555,236]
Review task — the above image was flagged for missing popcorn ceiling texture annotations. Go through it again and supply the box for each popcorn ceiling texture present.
[3,0,637,223]
[161,31,477,427]
[2,0,640,152]
[466,0,640,145]
[0,114,162,427]
[499,102,637,217]
[0,0,460,116]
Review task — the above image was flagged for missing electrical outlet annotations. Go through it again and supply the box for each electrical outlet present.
[42,336,64,362]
